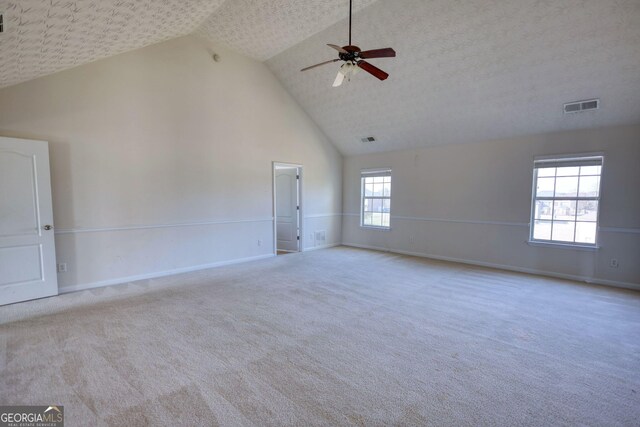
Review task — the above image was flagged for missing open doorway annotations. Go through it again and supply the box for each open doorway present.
[273,162,302,255]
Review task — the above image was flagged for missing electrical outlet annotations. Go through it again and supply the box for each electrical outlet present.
[257,239,262,246]
[57,263,67,273]
[609,259,619,268]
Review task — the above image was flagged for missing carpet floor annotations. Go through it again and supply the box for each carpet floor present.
[1,247,639,426]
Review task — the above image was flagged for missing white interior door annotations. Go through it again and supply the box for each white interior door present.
[276,168,299,252]
[0,137,58,305]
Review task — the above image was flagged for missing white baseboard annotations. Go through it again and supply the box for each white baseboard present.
[304,242,341,252]
[342,243,640,291]
[59,253,275,294]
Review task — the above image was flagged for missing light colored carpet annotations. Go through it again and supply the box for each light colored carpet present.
[1,246,639,426]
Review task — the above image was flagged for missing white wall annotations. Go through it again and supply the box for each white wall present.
[0,35,342,292]
[342,125,640,289]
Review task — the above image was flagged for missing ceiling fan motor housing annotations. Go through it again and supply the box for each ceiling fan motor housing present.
[339,45,361,61]
[299,0,395,83]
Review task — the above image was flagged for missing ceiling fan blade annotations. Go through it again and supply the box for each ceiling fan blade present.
[357,60,389,81]
[328,44,348,54]
[301,59,340,72]
[333,69,346,87]
[359,48,396,59]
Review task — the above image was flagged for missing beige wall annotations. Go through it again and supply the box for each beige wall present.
[1,32,637,293]
[342,125,640,289]
[0,35,342,292]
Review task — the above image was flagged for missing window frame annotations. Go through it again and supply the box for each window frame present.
[528,154,604,248]
[360,169,392,230]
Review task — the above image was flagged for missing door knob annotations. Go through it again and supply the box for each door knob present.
[43,225,53,230]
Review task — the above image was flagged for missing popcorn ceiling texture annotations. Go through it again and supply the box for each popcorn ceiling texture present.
[0,0,377,89]
[0,0,226,88]
[267,0,640,155]
[1,0,639,155]
[196,0,378,61]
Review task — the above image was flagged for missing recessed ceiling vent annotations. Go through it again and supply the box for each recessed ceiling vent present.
[361,136,376,143]
[564,99,599,114]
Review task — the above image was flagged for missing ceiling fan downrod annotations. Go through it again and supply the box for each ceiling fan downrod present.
[349,0,353,46]
[299,0,395,85]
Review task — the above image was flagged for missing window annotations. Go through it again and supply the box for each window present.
[530,155,603,246]
[361,169,391,228]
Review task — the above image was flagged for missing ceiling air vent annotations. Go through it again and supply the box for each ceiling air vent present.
[563,99,599,114]
[361,136,376,143]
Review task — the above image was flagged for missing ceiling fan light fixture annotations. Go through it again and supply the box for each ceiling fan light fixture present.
[333,70,345,87]
[300,0,395,86]
[341,62,360,75]
[333,62,361,86]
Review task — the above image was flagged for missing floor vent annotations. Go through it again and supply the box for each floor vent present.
[564,99,599,114]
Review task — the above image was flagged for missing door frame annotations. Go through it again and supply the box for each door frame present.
[272,162,303,255]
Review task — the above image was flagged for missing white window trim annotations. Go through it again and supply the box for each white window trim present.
[528,154,603,248]
[526,240,600,251]
[360,168,392,230]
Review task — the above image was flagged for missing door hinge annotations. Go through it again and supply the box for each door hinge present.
[297,236,300,240]
[296,174,300,179]
[297,206,300,210]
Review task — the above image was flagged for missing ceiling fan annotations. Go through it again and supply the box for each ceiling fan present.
[300,0,396,87]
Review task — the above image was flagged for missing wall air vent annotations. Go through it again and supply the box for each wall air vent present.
[361,136,376,143]
[563,99,600,114]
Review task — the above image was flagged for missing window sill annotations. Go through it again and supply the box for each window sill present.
[527,240,600,251]
[360,225,392,231]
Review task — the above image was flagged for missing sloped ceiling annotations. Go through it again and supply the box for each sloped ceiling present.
[1,1,639,156]
[0,0,226,88]
[0,0,377,89]
[267,0,640,155]
[196,0,378,61]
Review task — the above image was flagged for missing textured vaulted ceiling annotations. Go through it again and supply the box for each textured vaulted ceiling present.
[1,1,639,156]
[267,0,640,155]
[0,0,377,89]
[196,0,378,61]
[0,0,226,88]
